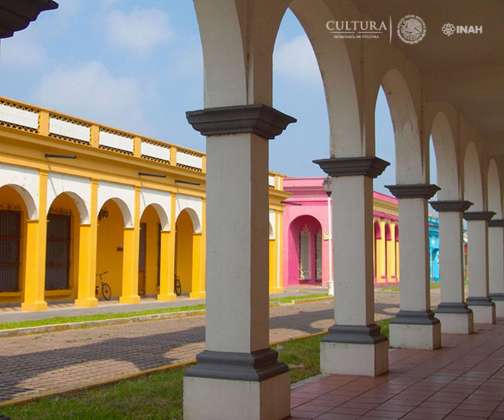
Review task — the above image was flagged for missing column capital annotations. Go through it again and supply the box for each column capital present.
[313,156,389,178]
[489,219,504,227]
[463,211,495,221]
[186,104,296,140]
[386,184,440,199]
[430,200,472,213]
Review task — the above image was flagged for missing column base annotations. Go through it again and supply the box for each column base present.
[490,294,504,318]
[183,349,289,420]
[74,297,99,308]
[436,303,474,334]
[390,311,441,350]
[21,300,48,312]
[119,295,141,305]
[157,293,177,302]
[320,324,388,376]
[189,291,206,299]
[467,297,496,324]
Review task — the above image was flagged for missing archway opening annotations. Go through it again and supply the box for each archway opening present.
[138,205,162,297]
[287,215,323,285]
[45,193,81,300]
[96,199,125,300]
[0,185,30,303]
[175,210,195,296]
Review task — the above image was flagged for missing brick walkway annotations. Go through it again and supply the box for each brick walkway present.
[0,290,429,404]
[290,322,504,419]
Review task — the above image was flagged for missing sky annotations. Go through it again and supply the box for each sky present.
[0,0,436,194]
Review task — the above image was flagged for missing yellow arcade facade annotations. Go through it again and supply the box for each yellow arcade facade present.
[0,97,288,311]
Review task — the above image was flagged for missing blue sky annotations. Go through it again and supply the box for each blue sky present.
[0,1,436,194]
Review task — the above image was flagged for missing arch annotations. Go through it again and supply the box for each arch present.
[374,221,382,239]
[140,189,170,232]
[430,111,460,199]
[463,142,484,210]
[289,0,362,156]
[379,68,423,183]
[176,195,202,234]
[487,159,503,218]
[47,173,91,224]
[394,224,399,241]
[97,182,134,228]
[0,164,39,220]
[287,214,323,285]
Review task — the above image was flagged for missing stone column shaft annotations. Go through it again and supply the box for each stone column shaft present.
[184,105,296,420]
[464,211,496,324]
[387,184,441,350]
[314,157,389,377]
[430,201,473,334]
[489,219,504,317]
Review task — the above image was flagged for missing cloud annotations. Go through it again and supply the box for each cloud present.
[274,35,320,84]
[33,61,146,131]
[105,8,173,54]
[0,35,46,68]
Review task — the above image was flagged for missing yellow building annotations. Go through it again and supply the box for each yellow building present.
[0,97,288,311]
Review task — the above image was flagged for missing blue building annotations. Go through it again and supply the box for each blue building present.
[429,216,440,282]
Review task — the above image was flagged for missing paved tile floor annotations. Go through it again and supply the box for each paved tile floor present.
[0,290,410,403]
[290,322,504,419]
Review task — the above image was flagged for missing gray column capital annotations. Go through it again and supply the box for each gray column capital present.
[386,184,440,200]
[430,200,472,213]
[488,219,504,227]
[312,156,389,178]
[463,211,495,221]
[186,104,296,140]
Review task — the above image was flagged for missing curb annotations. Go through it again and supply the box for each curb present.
[0,297,332,338]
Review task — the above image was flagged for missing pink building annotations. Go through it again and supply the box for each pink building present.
[283,177,400,288]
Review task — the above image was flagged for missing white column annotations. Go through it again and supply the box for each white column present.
[184,105,295,420]
[314,157,389,377]
[489,219,504,317]
[430,201,474,334]
[387,184,441,350]
[326,187,334,297]
[464,211,496,324]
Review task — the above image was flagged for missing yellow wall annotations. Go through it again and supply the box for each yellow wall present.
[96,200,124,298]
[0,186,27,303]
[175,211,193,295]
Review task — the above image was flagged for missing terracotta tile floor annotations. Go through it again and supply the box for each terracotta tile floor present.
[289,322,504,419]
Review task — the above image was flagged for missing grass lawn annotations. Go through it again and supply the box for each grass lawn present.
[2,319,390,420]
[0,293,329,332]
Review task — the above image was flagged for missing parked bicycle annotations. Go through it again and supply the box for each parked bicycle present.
[96,271,112,301]
[175,276,182,296]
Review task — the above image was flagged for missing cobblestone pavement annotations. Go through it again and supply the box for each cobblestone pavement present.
[0,290,439,404]
[290,320,504,419]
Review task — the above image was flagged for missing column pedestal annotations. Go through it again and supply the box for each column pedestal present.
[387,184,441,350]
[436,303,474,334]
[490,294,504,318]
[320,325,388,376]
[390,310,441,350]
[184,350,290,420]
[467,297,496,324]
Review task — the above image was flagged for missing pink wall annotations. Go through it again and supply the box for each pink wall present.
[283,177,399,288]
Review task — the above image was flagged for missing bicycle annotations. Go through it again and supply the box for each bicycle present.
[96,271,112,301]
[175,276,182,296]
